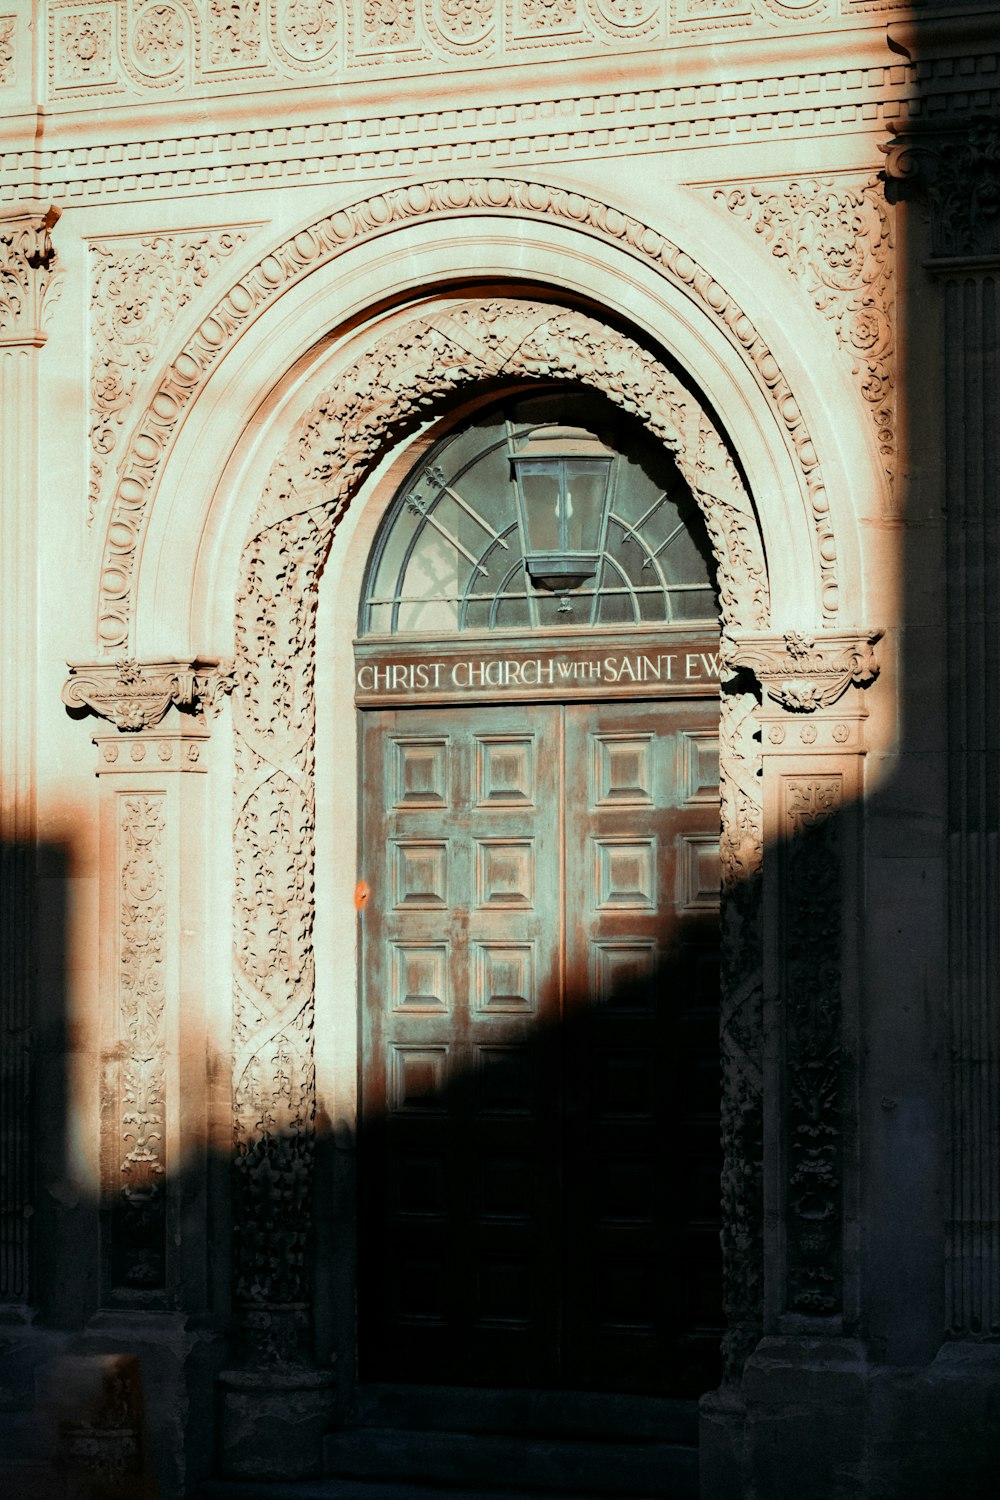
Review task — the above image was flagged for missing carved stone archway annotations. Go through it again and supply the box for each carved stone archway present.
[228,296,771,1380]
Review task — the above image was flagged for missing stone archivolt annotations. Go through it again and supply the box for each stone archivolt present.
[714,175,895,489]
[228,296,768,1359]
[88,228,248,524]
[96,176,840,656]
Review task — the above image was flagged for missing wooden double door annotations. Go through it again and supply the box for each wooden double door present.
[358,698,722,1394]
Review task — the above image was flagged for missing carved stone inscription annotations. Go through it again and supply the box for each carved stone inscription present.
[783,775,843,1316]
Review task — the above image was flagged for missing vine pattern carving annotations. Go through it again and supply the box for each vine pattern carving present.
[114,794,167,1291]
[715,176,894,487]
[230,297,768,1361]
[0,15,14,85]
[784,775,843,1315]
[88,228,247,524]
[208,0,262,65]
[96,176,838,655]
[719,681,764,1374]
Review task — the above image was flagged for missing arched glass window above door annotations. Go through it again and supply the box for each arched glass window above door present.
[360,391,718,635]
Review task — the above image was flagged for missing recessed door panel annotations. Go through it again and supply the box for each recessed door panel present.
[359,696,721,1393]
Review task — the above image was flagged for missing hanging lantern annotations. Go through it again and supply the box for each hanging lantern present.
[509,426,615,592]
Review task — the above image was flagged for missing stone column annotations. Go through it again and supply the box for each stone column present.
[0,206,60,1315]
[883,114,1000,1427]
[61,659,234,1496]
[703,630,881,1500]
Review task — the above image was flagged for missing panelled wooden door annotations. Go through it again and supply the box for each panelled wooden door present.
[359,699,722,1394]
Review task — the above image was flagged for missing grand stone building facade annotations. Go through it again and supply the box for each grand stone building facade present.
[1,2,998,1496]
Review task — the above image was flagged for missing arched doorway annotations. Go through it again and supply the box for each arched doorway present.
[354,390,724,1396]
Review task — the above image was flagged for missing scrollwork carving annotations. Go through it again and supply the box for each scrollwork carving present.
[114,793,167,1290]
[207,0,262,66]
[0,15,15,85]
[63,658,235,731]
[97,177,840,654]
[715,177,894,484]
[784,775,843,1315]
[731,629,882,712]
[88,228,246,522]
[881,116,1000,260]
[0,206,61,347]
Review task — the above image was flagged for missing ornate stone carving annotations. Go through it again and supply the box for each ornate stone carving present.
[719,681,764,1374]
[0,15,15,85]
[360,0,418,50]
[130,2,188,79]
[88,228,247,522]
[783,775,843,1314]
[0,206,61,347]
[63,658,235,731]
[113,793,167,1290]
[714,177,894,483]
[517,0,579,33]
[270,0,339,63]
[207,0,263,66]
[97,177,840,654]
[731,630,882,711]
[57,5,115,84]
[881,116,1000,260]
[229,296,768,1363]
[424,0,495,51]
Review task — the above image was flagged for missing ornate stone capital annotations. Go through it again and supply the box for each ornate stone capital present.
[63,658,235,732]
[0,205,61,346]
[730,629,882,713]
[880,116,1000,261]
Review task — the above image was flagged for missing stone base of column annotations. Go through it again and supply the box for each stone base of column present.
[217,1366,336,1481]
[698,1384,746,1500]
[741,1336,870,1500]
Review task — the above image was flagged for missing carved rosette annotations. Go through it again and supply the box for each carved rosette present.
[881,116,1000,260]
[63,658,235,731]
[0,206,61,347]
[730,630,882,712]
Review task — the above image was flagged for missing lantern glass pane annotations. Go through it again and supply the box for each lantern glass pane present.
[563,462,609,551]
[518,463,561,552]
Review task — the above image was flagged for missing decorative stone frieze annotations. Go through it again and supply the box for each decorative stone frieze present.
[96,176,837,655]
[63,658,235,731]
[714,176,894,486]
[0,206,61,348]
[0,14,15,85]
[881,115,1000,261]
[730,629,882,711]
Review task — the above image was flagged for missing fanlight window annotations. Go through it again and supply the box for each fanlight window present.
[360,393,717,635]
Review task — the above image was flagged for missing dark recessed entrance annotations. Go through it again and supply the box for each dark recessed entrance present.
[354,393,723,1400]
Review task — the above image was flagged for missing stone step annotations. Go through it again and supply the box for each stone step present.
[322,1428,698,1499]
[350,1387,698,1448]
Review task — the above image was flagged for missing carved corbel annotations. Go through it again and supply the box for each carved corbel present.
[0,204,61,346]
[63,657,235,731]
[880,116,1000,260]
[730,630,883,713]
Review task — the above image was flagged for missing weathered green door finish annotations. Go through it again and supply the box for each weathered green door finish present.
[359,699,721,1392]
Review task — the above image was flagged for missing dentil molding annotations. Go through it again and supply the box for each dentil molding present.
[0,205,61,346]
[63,657,235,730]
[731,628,883,710]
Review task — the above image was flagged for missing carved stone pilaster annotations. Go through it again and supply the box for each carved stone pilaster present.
[757,701,868,1330]
[90,721,213,1309]
[881,116,1000,262]
[63,658,235,731]
[0,205,61,347]
[730,629,882,713]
